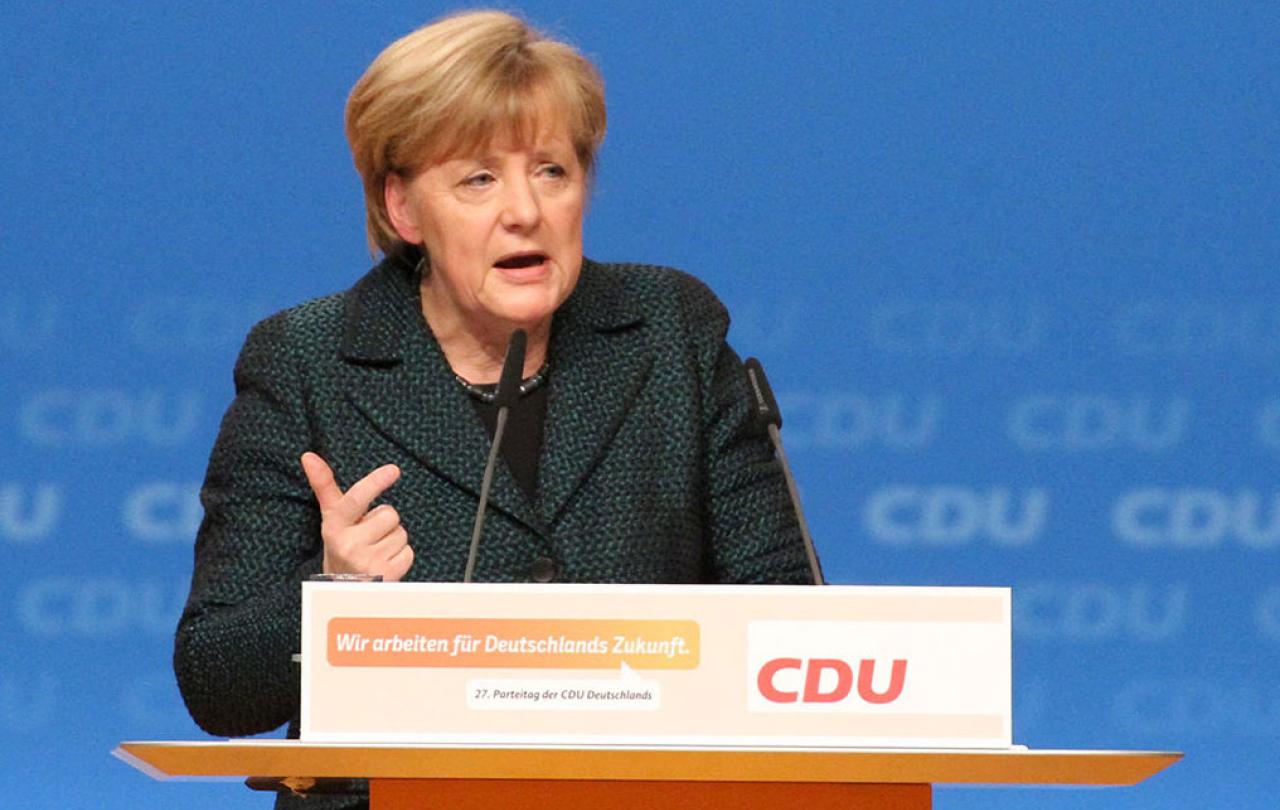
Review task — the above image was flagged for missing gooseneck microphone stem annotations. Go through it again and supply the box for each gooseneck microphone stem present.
[465,408,509,583]
[767,422,823,585]
[464,329,527,583]
[745,358,825,585]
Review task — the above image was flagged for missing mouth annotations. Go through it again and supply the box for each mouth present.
[493,251,549,270]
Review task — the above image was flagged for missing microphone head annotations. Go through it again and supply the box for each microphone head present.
[494,329,528,409]
[744,357,782,430]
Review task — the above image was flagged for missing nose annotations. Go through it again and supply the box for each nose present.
[499,176,541,231]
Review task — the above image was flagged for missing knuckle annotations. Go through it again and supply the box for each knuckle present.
[366,504,392,523]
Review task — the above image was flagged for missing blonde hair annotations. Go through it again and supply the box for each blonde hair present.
[345,10,607,257]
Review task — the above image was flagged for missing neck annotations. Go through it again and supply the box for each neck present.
[419,288,550,384]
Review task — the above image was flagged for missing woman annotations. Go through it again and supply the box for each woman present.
[175,11,812,804]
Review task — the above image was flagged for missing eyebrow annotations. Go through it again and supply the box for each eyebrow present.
[453,146,570,170]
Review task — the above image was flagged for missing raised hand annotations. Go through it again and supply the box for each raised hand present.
[300,452,414,581]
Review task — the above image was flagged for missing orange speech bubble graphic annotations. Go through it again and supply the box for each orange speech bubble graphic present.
[328,618,700,670]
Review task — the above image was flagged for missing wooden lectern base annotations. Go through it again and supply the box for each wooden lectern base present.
[115,741,1180,810]
[372,778,931,810]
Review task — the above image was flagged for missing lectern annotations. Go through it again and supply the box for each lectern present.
[114,740,1180,809]
[123,583,1179,806]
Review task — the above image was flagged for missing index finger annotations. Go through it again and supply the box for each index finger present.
[335,463,402,523]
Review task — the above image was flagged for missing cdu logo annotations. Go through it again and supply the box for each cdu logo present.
[122,482,203,544]
[0,484,62,543]
[745,616,1009,734]
[756,658,907,705]
[868,301,1047,357]
[865,486,1049,546]
[1015,582,1187,642]
[778,392,940,450]
[128,295,270,353]
[1007,395,1189,452]
[1113,488,1280,548]
[1114,678,1280,738]
[1113,302,1280,357]
[17,576,189,637]
[19,389,202,448]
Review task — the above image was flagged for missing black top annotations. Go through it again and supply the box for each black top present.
[468,382,549,502]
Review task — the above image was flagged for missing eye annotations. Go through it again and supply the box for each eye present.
[538,163,567,179]
[461,171,495,188]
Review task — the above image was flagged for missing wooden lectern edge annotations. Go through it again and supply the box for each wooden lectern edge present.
[113,741,1182,788]
[111,745,171,781]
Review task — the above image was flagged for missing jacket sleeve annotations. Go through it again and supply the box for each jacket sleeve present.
[173,313,323,737]
[680,278,818,584]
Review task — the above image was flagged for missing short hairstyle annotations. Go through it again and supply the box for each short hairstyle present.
[345,10,607,257]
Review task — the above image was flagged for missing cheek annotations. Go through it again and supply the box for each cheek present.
[553,197,586,244]
[426,215,489,263]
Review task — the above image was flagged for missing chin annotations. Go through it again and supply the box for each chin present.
[489,305,553,330]
[491,290,567,328]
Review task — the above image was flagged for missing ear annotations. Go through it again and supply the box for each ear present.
[384,173,423,244]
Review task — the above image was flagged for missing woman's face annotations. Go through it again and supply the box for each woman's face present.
[385,124,586,338]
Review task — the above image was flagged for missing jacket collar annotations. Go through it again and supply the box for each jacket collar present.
[339,251,423,365]
[339,254,650,538]
[340,253,644,363]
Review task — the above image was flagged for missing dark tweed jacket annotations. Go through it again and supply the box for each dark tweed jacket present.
[174,256,811,807]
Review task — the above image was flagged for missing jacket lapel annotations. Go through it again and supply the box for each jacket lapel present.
[538,261,651,526]
[339,259,542,535]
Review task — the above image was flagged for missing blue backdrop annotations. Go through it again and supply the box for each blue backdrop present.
[2,1,1276,807]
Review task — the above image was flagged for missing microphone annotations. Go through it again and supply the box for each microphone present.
[492,328,527,410]
[744,358,825,585]
[464,329,527,583]
[745,357,783,429]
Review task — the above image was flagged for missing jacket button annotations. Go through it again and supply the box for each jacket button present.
[530,555,557,583]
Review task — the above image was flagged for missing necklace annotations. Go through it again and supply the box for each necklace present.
[454,362,551,404]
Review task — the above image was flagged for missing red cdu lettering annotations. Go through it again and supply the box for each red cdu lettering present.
[757,657,909,705]
[756,657,802,703]
[857,659,908,704]
[803,658,853,702]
